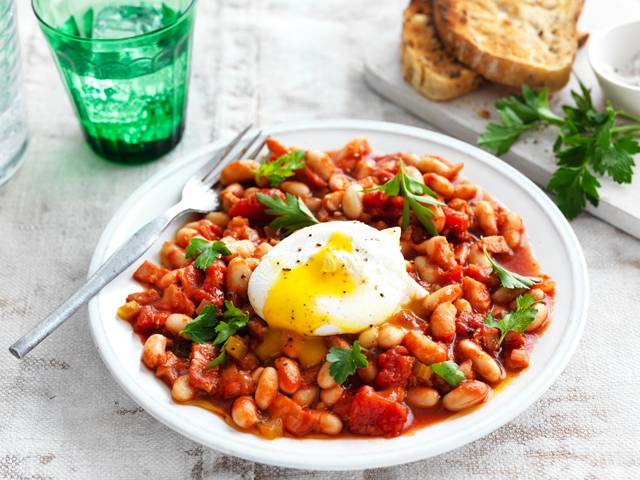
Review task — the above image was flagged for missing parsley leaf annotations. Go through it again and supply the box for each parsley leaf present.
[179,301,249,368]
[185,238,231,270]
[255,150,306,186]
[484,247,540,289]
[478,82,639,219]
[484,293,539,345]
[366,160,445,235]
[326,340,368,384]
[256,192,319,235]
[180,305,218,344]
[430,360,466,387]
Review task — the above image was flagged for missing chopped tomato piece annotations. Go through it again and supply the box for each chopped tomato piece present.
[219,364,254,399]
[362,191,404,218]
[348,386,408,437]
[126,289,160,306]
[202,262,226,291]
[455,310,485,335]
[503,331,525,349]
[228,189,285,221]
[195,220,223,241]
[443,207,470,234]
[133,261,169,287]
[269,394,318,436]
[188,343,220,394]
[156,351,188,386]
[266,137,290,160]
[375,346,415,389]
[133,305,168,333]
[463,264,492,284]
[440,265,463,285]
[334,138,371,171]
[178,265,204,295]
[156,284,195,315]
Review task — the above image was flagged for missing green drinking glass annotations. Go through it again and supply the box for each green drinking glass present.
[33,0,196,161]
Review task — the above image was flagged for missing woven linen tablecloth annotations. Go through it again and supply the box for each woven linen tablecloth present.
[2,1,639,478]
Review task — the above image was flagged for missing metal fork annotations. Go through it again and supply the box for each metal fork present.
[9,125,267,359]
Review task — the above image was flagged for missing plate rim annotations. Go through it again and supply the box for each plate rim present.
[88,119,589,471]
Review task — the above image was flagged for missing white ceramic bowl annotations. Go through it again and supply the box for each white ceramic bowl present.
[589,20,640,115]
[88,120,588,470]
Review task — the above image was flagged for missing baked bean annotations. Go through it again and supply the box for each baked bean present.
[322,191,343,212]
[304,196,322,212]
[255,367,279,410]
[357,361,378,384]
[530,288,545,301]
[358,326,379,349]
[424,236,456,270]
[306,150,335,180]
[424,173,454,198]
[317,362,337,389]
[342,184,364,220]
[172,374,196,402]
[414,256,438,283]
[430,301,456,342]
[221,183,243,211]
[205,211,230,228]
[467,243,492,270]
[476,201,498,235]
[459,359,475,379]
[405,165,424,183]
[502,211,523,249]
[431,206,446,233]
[453,183,478,200]
[292,386,320,407]
[407,387,440,408]
[142,334,167,369]
[403,330,447,364]
[443,380,489,411]
[226,257,253,298]
[506,348,530,369]
[353,158,375,179]
[165,313,192,337]
[233,239,256,258]
[251,367,264,384]
[254,242,273,259]
[275,358,301,394]
[320,385,344,406]
[491,287,527,305]
[463,276,491,312]
[481,235,511,255]
[378,324,405,349]
[175,227,199,248]
[231,396,259,429]
[160,242,189,269]
[328,173,352,191]
[414,155,451,176]
[525,303,548,332]
[220,159,259,185]
[281,180,311,198]
[458,339,503,383]
[318,412,343,435]
[423,284,463,313]
[454,298,472,313]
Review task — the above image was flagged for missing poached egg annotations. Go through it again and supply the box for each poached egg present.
[247,221,426,336]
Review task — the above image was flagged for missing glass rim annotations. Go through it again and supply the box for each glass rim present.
[31,0,196,44]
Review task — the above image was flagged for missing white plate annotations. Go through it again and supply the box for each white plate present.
[88,120,588,471]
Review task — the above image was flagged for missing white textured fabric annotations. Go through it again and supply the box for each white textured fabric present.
[2,0,639,478]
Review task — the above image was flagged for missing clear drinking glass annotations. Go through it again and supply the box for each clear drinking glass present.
[32,0,196,162]
[0,0,29,186]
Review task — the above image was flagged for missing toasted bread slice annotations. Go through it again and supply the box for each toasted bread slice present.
[401,0,482,101]
[433,0,583,91]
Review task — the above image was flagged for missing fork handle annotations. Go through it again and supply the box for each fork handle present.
[9,201,191,359]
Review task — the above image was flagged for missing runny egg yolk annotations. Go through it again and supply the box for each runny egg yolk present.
[262,232,358,334]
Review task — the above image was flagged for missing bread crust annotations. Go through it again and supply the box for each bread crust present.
[433,0,583,91]
[401,0,482,101]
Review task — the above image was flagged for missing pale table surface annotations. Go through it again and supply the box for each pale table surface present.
[2,1,639,479]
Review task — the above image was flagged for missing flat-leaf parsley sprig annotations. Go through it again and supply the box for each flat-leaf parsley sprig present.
[366,160,445,235]
[185,238,231,270]
[256,192,319,235]
[483,247,540,289]
[478,83,640,219]
[255,150,306,187]
[483,293,540,346]
[326,340,368,384]
[180,300,250,368]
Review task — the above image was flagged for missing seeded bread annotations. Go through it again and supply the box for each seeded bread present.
[433,0,583,91]
[401,0,482,101]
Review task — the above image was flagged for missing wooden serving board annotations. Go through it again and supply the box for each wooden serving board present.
[364,0,640,239]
